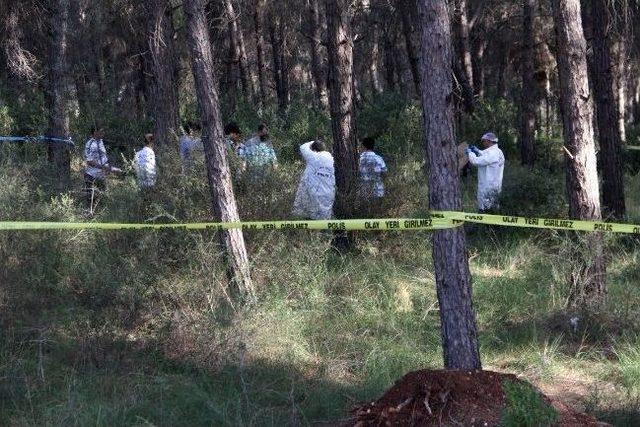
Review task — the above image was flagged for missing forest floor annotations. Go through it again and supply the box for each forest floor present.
[1,151,640,426]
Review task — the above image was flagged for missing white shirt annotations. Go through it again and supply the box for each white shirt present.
[468,144,505,210]
[179,135,203,169]
[134,146,157,188]
[292,142,336,220]
[359,151,387,197]
[84,138,109,179]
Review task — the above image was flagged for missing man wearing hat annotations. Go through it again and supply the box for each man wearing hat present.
[465,132,505,212]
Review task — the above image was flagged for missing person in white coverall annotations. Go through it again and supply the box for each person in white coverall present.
[292,141,336,220]
[134,133,157,188]
[466,132,505,212]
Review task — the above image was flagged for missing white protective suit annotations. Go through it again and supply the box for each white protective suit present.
[134,146,157,188]
[292,142,336,220]
[468,143,505,211]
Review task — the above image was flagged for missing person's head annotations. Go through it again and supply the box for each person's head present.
[91,125,104,140]
[225,122,242,142]
[480,132,498,148]
[144,133,154,147]
[258,123,269,141]
[362,136,375,151]
[184,122,192,135]
[311,140,325,152]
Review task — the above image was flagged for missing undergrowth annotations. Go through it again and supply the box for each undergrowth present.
[1,95,640,426]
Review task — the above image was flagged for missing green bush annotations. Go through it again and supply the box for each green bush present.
[500,379,558,427]
[498,165,567,217]
[462,97,519,159]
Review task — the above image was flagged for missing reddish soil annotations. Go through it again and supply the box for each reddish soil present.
[348,370,604,427]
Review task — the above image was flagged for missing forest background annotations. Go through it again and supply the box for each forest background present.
[2,0,640,425]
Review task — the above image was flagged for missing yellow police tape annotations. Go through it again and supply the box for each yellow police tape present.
[432,211,640,234]
[1,211,639,233]
[0,217,457,232]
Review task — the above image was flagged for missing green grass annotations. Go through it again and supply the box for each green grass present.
[2,144,640,426]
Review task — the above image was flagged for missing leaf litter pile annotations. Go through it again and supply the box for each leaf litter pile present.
[348,370,605,426]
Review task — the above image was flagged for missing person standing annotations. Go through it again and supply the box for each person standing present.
[292,140,336,220]
[134,133,157,189]
[83,126,111,209]
[466,132,505,212]
[224,122,246,159]
[358,137,388,198]
[243,123,277,174]
[224,122,247,186]
[179,121,203,171]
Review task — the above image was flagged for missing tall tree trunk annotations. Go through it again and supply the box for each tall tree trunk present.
[225,0,252,97]
[326,0,358,250]
[253,0,268,103]
[400,0,420,94]
[520,0,537,167]
[183,0,255,301]
[269,16,289,111]
[382,28,397,91]
[278,20,290,108]
[309,0,328,107]
[452,0,474,92]
[145,0,179,146]
[47,0,71,190]
[552,0,606,307]
[417,0,481,370]
[591,0,625,219]
[370,24,384,94]
[471,36,487,99]
[496,39,509,98]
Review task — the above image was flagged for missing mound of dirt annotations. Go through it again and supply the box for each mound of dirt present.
[349,370,604,427]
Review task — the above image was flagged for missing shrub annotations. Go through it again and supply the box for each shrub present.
[498,164,567,217]
[500,379,558,427]
[462,97,519,160]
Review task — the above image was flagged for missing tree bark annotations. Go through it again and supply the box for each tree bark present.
[400,0,420,95]
[496,38,509,98]
[591,0,625,219]
[269,15,290,111]
[552,0,606,307]
[47,0,71,190]
[471,35,487,99]
[382,28,397,91]
[370,24,384,94]
[326,0,358,250]
[144,0,179,147]
[417,0,481,370]
[183,0,255,302]
[253,0,268,103]
[225,0,253,97]
[309,0,328,107]
[520,0,537,167]
[452,0,474,92]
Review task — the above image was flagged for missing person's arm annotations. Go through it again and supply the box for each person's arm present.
[379,156,388,178]
[99,142,111,170]
[468,150,497,167]
[299,141,316,162]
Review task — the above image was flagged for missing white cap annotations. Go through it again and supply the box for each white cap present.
[481,132,498,143]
